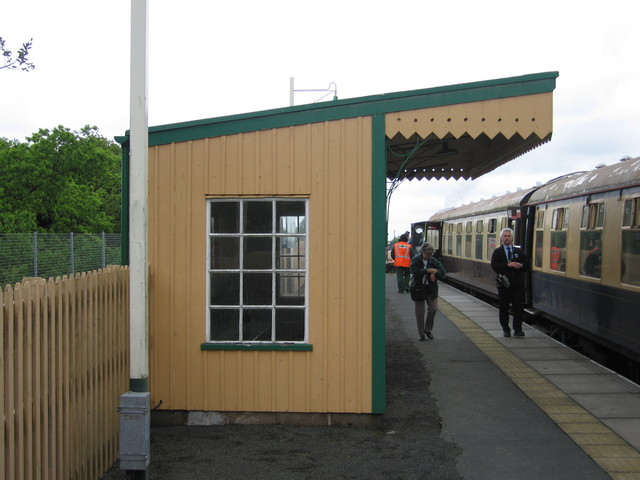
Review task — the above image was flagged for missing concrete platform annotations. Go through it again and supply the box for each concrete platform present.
[386,274,640,480]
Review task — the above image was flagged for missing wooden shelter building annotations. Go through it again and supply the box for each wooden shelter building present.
[117,71,558,423]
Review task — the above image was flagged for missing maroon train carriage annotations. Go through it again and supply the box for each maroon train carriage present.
[413,157,640,379]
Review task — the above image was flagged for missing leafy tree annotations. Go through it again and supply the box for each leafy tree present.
[0,126,122,233]
[0,36,35,71]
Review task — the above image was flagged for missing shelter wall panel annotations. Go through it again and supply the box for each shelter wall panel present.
[171,141,191,409]
[188,139,207,409]
[149,117,373,414]
[255,352,273,411]
[149,145,176,408]
[204,351,223,407]
[220,351,239,411]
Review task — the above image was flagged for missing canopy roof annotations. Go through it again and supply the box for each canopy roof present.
[122,71,558,183]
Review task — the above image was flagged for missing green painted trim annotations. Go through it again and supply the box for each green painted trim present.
[116,136,130,265]
[115,72,558,147]
[130,377,149,392]
[371,114,387,414]
[200,343,313,352]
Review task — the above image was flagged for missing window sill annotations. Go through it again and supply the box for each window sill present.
[200,343,313,352]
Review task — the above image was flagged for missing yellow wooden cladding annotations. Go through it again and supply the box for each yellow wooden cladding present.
[386,92,553,140]
[1,267,130,480]
[148,117,374,414]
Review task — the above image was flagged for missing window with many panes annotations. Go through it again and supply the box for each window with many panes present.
[579,203,605,278]
[550,207,569,272]
[622,197,640,286]
[207,199,307,343]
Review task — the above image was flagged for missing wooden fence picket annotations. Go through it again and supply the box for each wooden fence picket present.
[2,267,129,480]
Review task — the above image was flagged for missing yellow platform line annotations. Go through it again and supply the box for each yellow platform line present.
[439,300,640,480]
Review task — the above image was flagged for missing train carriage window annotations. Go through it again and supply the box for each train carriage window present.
[455,223,462,256]
[622,197,640,286]
[534,208,545,268]
[622,198,640,227]
[486,218,497,260]
[536,209,545,229]
[580,203,604,278]
[475,234,483,260]
[550,207,569,272]
[486,233,497,260]
[465,221,472,258]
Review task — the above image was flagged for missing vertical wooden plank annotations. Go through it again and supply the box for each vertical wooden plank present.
[88,271,97,479]
[241,132,257,194]
[0,287,4,480]
[172,141,190,409]
[63,274,73,480]
[153,144,175,408]
[14,283,25,480]
[170,142,190,410]
[49,277,61,480]
[4,285,16,480]
[254,352,270,411]
[188,139,206,410]
[39,279,49,480]
[32,280,43,479]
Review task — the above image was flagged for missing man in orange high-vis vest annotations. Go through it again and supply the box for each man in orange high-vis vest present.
[392,233,412,293]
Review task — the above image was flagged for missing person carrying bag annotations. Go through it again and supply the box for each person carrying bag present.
[410,242,446,341]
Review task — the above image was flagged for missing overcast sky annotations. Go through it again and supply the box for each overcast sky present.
[2,0,639,240]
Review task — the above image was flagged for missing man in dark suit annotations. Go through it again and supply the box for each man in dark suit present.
[490,228,530,337]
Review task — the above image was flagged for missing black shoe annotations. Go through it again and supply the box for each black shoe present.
[503,330,511,337]
[425,330,433,339]
[514,331,525,337]
[419,335,426,341]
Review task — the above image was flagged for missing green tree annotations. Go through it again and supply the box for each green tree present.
[0,36,35,71]
[0,125,122,233]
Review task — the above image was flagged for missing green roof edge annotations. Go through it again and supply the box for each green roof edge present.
[116,71,558,147]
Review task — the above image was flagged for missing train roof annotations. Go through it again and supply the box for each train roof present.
[526,156,640,205]
[429,186,537,221]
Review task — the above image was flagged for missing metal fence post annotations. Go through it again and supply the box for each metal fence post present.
[102,232,107,268]
[33,231,38,277]
[70,232,75,274]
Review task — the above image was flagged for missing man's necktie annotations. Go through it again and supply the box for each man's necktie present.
[507,247,512,261]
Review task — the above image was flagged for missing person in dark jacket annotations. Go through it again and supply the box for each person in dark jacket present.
[490,228,530,337]
[410,242,446,341]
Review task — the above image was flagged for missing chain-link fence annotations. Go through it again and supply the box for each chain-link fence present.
[0,233,122,286]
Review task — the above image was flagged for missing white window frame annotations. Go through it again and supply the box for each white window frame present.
[205,198,309,343]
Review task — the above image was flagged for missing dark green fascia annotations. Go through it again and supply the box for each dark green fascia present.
[115,135,130,265]
[117,72,557,147]
[201,343,313,351]
[371,113,387,414]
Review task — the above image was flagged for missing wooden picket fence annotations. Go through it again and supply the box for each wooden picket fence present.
[1,266,130,480]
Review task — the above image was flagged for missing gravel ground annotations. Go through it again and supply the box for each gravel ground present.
[101,292,462,480]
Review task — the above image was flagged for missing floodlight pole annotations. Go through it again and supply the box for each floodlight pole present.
[129,0,149,394]
[121,0,150,478]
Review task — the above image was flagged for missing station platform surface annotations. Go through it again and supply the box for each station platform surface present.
[386,274,640,480]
